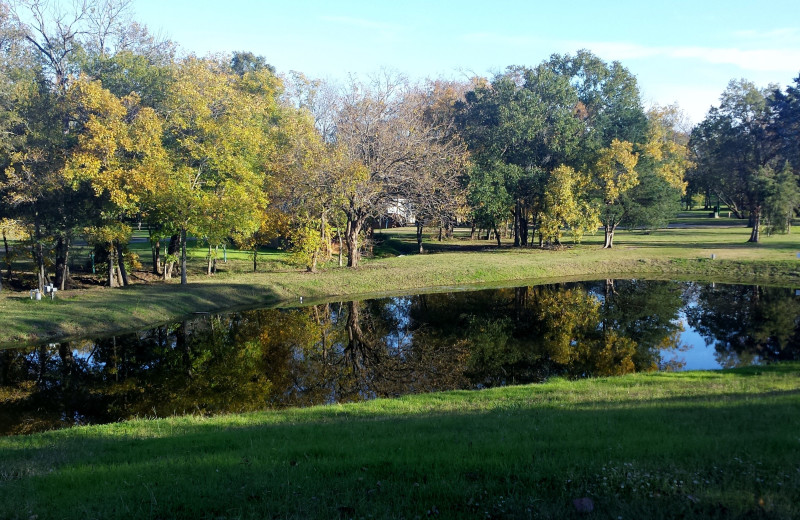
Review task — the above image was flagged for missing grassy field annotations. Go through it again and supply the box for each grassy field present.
[1,363,798,519]
[0,225,799,346]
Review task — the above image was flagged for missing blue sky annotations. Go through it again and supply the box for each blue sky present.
[134,0,800,124]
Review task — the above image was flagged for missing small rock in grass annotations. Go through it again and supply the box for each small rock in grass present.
[573,497,594,513]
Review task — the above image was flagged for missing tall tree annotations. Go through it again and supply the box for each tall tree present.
[547,49,648,154]
[156,57,281,284]
[770,75,800,170]
[458,65,583,246]
[690,79,779,242]
[592,139,639,248]
[334,72,465,267]
[621,105,691,232]
[760,162,800,235]
[62,76,166,286]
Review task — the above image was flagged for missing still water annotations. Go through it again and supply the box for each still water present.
[1,280,798,435]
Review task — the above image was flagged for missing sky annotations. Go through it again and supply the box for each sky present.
[133,0,800,125]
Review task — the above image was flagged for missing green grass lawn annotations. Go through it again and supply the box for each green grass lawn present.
[1,225,799,345]
[1,363,798,519]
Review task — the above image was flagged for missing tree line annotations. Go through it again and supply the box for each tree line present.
[0,1,798,292]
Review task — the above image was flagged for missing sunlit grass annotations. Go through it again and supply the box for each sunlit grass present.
[2,363,798,519]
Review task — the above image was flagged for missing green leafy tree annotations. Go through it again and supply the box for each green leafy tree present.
[547,50,648,153]
[458,65,582,246]
[622,106,691,231]
[690,79,779,242]
[157,57,280,284]
[760,163,800,235]
[467,161,515,246]
[769,75,800,171]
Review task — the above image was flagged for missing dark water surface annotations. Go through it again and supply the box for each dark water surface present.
[1,280,798,435]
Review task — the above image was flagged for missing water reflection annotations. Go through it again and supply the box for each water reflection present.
[1,280,798,435]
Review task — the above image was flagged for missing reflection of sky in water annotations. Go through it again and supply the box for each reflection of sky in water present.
[660,312,726,371]
[384,297,414,353]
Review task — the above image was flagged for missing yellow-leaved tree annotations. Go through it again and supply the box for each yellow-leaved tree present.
[156,57,282,284]
[63,76,167,286]
[593,139,639,248]
[539,165,599,246]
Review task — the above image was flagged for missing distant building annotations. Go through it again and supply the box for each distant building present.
[386,197,415,225]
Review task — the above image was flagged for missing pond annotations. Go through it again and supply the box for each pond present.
[1,279,798,435]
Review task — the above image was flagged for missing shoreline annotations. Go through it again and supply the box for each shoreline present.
[1,252,798,347]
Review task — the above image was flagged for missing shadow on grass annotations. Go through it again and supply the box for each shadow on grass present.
[2,380,799,519]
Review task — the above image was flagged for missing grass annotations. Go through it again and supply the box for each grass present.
[1,225,799,346]
[1,363,798,519]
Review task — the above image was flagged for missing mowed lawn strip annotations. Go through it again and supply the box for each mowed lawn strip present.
[1,363,798,519]
[1,226,799,345]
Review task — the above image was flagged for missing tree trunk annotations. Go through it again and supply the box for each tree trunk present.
[470,223,476,241]
[253,248,258,272]
[116,242,129,286]
[54,236,65,289]
[108,243,118,287]
[180,227,188,285]
[308,248,319,273]
[520,205,529,246]
[150,229,161,275]
[748,207,761,243]
[33,213,48,291]
[416,222,424,253]
[513,200,521,247]
[165,234,180,280]
[337,227,343,267]
[345,217,364,268]
[494,227,501,247]
[603,223,616,249]
[309,216,326,272]
[54,235,71,291]
[2,228,11,281]
[321,212,331,261]
[207,244,213,275]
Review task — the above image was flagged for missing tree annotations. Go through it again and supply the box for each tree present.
[334,72,466,267]
[0,52,73,290]
[156,57,280,284]
[770,75,800,171]
[458,65,582,246]
[467,160,514,247]
[3,0,171,289]
[690,79,778,242]
[547,49,648,153]
[593,139,639,248]
[400,80,469,252]
[622,105,691,232]
[62,76,166,286]
[760,163,800,235]
[539,164,597,245]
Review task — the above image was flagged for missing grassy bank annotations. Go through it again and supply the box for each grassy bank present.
[1,363,798,519]
[1,226,799,345]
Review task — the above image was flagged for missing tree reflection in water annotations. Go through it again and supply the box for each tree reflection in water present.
[1,280,798,435]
